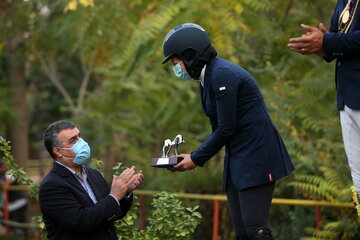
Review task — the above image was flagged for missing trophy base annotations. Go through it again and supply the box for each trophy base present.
[151,156,183,168]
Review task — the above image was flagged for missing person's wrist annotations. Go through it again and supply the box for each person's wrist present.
[110,190,125,200]
[109,194,120,206]
[119,190,128,200]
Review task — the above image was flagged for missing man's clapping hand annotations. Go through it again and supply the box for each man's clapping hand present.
[110,166,144,200]
[127,170,144,192]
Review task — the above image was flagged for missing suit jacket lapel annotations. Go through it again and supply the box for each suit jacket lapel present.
[52,163,95,203]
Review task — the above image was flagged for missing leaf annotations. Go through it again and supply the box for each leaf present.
[64,0,78,12]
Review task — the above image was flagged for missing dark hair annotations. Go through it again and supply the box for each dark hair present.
[43,120,76,160]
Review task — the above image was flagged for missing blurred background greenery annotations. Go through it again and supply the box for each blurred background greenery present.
[1,0,359,239]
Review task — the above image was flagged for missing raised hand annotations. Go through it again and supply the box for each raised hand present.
[110,166,136,200]
[319,23,329,34]
[127,170,144,192]
[288,24,327,56]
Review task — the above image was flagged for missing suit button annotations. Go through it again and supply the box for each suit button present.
[338,62,341,66]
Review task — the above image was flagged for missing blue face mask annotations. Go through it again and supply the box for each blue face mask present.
[172,63,192,80]
[60,138,91,165]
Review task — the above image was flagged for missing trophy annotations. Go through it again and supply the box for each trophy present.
[151,134,185,168]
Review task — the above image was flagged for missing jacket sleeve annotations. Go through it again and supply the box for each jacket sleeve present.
[39,177,126,233]
[191,67,238,166]
[323,0,360,60]
[95,169,133,221]
[323,31,360,58]
[118,192,133,219]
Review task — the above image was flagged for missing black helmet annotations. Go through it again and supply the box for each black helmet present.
[162,23,211,64]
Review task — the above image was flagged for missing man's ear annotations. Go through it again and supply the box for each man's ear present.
[53,147,62,158]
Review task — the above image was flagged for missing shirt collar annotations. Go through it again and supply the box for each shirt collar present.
[199,64,207,86]
[55,161,85,177]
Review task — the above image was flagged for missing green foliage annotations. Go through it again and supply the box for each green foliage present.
[301,218,360,240]
[80,0,278,194]
[1,0,357,238]
[0,138,39,199]
[111,161,128,176]
[112,161,202,240]
[290,167,360,239]
[290,166,351,202]
[0,142,202,239]
[290,175,338,202]
[116,192,202,240]
[90,158,105,173]
[148,192,202,239]
[0,137,47,237]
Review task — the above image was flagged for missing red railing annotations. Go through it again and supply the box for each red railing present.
[3,189,10,235]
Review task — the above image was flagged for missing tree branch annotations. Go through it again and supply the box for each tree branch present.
[77,51,96,112]
[35,49,75,109]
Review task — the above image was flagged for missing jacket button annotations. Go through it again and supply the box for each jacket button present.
[338,62,341,66]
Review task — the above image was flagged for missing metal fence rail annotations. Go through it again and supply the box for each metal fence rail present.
[0,185,355,240]
[134,189,354,240]
[134,189,354,207]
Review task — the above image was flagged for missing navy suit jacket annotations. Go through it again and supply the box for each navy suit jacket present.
[191,57,294,191]
[323,0,360,110]
[39,163,132,240]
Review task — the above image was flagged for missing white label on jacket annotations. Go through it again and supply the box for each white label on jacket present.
[219,86,226,91]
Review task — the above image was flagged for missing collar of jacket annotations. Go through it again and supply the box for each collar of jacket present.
[52,161,87,177]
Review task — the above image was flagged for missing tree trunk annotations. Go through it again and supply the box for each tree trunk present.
[6,37,29,169]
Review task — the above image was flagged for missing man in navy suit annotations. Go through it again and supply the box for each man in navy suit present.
[163,23,294,240]
[39,120,143,240]
[288,0,360,209]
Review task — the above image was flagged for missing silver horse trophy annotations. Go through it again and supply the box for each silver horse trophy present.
[151,134,185,168]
